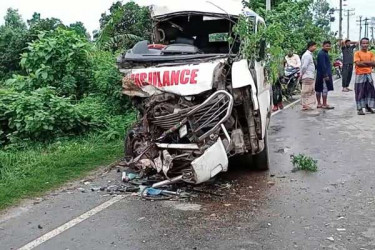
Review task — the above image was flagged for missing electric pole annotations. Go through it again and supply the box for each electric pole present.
[266,0,271,10]
[357,16,363,41]
[364,18,370,38]
[339,0,343,40]
[344,9,355,39]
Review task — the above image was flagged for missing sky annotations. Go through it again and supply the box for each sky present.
[0,0,118,33]
[328,0,375,41]
[0,0,374,40]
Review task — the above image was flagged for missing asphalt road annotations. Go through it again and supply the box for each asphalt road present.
[2,78,375,250]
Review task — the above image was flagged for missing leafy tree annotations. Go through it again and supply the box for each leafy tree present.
[0,9,28,80]
[99,1,123,29]
[96,2,151,52]
[312,0,331,30]
[4,8,26,30]
[90,50,130,112]
[237,0,335,81]
[27,12,41,26]
[7,28,93,99]
[26,13,64,42]
[69,21,89,38]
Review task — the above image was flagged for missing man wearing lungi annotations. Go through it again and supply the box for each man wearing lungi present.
[354,38,375,115]
[300,41,317,110]
[316,41,334,109]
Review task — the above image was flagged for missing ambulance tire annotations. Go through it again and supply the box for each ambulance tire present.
[252,131,270,171]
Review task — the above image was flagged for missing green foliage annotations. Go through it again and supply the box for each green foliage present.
[4,8,26,30]
[291,154,318,172]
[69,21,89,38]
[0,135,125,209]
[237,0,335,82]
[96,1,151,52]
[26,15,64,42]
[90,50,130,112]
[0,88,89,145]
[76,96,135,140]
[7,28,93,98]
[0,9,28,80]
[0,2,137,148]
[312,0,331,30]
[0,3,138,207]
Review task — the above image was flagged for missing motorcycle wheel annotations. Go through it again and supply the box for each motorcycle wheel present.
[287,79,298,97]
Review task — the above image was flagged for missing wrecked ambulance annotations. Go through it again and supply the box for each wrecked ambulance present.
[117,0,272,186]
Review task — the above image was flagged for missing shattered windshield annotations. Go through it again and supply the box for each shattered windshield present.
[153,14,239,54]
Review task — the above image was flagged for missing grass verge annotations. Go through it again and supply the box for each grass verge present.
[0,135,124,210]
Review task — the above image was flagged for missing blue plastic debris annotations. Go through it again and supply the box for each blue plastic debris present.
[145,188,162,196]
[122,172,139,182]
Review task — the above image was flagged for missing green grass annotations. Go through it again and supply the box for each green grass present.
[0,135,124,209]
[291,154,318,172]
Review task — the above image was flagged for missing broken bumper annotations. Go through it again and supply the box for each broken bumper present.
[125,90,234,186]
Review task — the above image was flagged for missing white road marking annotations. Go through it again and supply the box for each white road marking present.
[272,98,300,116]
[272,78,341,116]
[18,195,126,250]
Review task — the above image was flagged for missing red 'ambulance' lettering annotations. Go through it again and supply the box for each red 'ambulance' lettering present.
[130,68,200,87]
[171,70,180,85]
[134,73,140,86]
[180,70,190,84]
[163,71,170,86]
[139,73,147,86]
[190,69,198,84]
[152,72,161,87]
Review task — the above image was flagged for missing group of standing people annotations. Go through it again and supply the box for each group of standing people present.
[300,40,334,110]
[300,38,375,115]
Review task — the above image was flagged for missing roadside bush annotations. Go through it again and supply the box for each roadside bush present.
[6,28,93,99]
[75,96,136,141]
[0,8,137,148]
[0,88,89,145]
[76,95,112,129]
[90,50,130,112]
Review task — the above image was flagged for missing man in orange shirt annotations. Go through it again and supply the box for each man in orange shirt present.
[354,38,375,115]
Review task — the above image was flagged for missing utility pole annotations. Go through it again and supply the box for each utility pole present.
[339,0,343,40]
[364,18,370,38]
[344,9,355,39]
[357,16,363,41]
[266,0,271,10]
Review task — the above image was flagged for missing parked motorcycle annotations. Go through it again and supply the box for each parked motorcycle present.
[333,58,343,79]
[281,66,300,98]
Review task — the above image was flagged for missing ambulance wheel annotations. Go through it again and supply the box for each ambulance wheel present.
[253,132,270,171]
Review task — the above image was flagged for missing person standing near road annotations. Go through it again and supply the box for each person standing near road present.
[354,38,375,115]
[341,39,358,92]
[300,41,317,111]
[316,41,334,109]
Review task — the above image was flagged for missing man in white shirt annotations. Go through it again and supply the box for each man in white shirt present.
[300,41,317,110]
[285,51,301,68]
